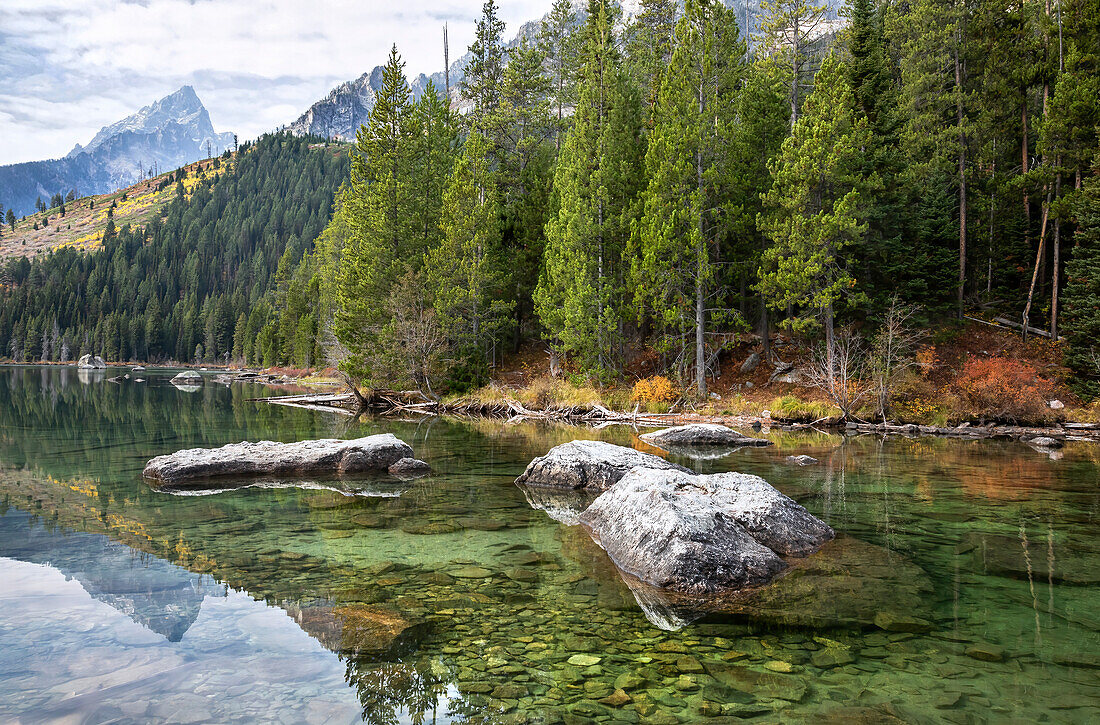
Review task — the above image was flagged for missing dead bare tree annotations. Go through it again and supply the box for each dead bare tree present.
[869,297,927,422]
[804,327,872,420]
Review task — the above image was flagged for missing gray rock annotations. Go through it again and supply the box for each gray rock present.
[170,370,202,386]
[143,433,414,485]
[77,354,107,369]
[1028,436,1063,449]
[741,352,762,373]
[388,457,431,479]
[514,440,690,491]
[1049,399,1064,410]
[639,423,772,448]
[581,468,834,593]
[786,455,818,466]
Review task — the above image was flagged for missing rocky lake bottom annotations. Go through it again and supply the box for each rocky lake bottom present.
[0,365,1098,724]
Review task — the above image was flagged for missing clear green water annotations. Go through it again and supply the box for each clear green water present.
[0,366,1098,724]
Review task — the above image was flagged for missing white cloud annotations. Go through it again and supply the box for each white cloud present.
[0,0,551,165]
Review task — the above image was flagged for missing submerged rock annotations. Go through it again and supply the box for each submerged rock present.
[639,423,773,448]
[388,457,431,479]
[580,468,834,593]
[289,602,428,658]
[142,433,414,485]
[787,455,819,466]
[514,440,690,491]
[77,354,107,369]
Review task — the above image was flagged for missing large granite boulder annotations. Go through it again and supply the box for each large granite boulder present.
[143,434,414,486]
[514,440,691,491]
[640,423,772,448]
[579,468,833,594]
[77,354,107,369]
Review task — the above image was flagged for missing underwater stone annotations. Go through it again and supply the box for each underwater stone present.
[640,423,773,448]
[873,611,933,633]
[388,457,431,479]
[964,643,1005,662]
[142,433,414,484]
[289,602,428,659]
[515,440,691,491]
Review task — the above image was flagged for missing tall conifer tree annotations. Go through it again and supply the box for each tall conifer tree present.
[535,0,643,375]
[632,0,745,396]
[757,55,871,384]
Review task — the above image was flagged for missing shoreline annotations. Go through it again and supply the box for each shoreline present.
[255,390,1100,445]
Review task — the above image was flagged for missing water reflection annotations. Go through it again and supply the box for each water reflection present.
[0,365,1099,723]
[0,509,224,641]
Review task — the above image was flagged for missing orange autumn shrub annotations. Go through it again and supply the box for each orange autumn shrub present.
[953,356,1054,423]
[631,375,678,404]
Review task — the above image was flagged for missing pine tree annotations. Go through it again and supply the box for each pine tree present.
[632,0,745,396]
[539,0,580,147]
[5,208,14,232]
[757,54,871,384]
[409,81,458,254]
[535,0,644,376]
[848,0,911,308]
[756,0,828,128]
[625,0,678,119]
[889,0,971,318]
[1062,175,1100,398]
[429,132,514,384]
[729,59,790,362]
[335,46,417,381]
[498,38,554,350]
[463,0,508,136]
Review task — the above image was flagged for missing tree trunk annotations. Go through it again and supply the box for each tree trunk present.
[824,302,835,400]
[1022,103,1031,260]
[758,300,772,364]
[1051,170,1062,338]
[696,73,707,398]
[1022,191,1051,342]
[955,44,967,319]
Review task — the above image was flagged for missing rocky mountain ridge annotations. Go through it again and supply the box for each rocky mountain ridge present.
[0,86,233,217]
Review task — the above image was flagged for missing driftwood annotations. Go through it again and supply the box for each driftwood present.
[259,388,689,427]
[255,389,1100,444]
[963,315,1064,341]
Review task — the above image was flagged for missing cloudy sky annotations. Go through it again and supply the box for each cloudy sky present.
[0,0,551,166]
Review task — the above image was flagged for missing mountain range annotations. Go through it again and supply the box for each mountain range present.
[0,86,233,217]
[1,1,844,219]
[285,0,843,142]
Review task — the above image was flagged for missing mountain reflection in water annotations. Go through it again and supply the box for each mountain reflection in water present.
[0,365,1098,724]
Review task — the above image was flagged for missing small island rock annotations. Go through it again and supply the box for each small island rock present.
[170,370,203,386]
[143,433,414,485]
[77,354,107,369]
[640,423,772,448]
[786,455,818,465]
[514,439,690,491]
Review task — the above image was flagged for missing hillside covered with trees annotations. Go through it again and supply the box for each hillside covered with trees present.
[0,134,348,364]
[2,0,1100,408]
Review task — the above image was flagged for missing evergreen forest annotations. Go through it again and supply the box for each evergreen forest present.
[2,0,1100,400]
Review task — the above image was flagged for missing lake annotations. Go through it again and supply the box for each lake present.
[0,365,1097,724]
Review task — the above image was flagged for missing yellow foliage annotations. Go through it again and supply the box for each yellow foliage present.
[631,376,679,404]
